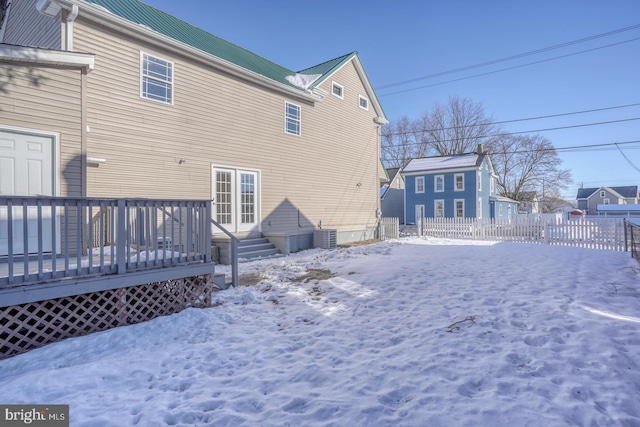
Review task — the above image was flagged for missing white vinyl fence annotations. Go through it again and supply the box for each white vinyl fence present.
[420,217,626,251]
[379,217,400,240]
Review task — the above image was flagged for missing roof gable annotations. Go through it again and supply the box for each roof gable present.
[72,0,386,122]
[577,186,638,199]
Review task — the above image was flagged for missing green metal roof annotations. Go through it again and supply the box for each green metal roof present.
[85,0,299,87]
[82,0,385,120]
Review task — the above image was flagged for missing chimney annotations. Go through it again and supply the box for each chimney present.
[477,144,484,154]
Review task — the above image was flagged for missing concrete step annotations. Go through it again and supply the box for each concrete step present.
[238,247,282,261]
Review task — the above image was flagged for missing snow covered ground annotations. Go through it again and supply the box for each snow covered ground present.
[1,237,639,426]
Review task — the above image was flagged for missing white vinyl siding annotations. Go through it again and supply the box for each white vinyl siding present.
[435,175,444,192]
[285,102,301,136]
[141,52,174,104]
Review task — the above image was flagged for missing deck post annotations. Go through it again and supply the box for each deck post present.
[117,199,127,275]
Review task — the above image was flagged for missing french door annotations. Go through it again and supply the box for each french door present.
[212,166,259,233]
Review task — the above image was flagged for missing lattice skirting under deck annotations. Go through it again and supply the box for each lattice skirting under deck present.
[0,275,212,359]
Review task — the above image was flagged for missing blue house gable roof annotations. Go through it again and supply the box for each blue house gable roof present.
[403,153,486,174]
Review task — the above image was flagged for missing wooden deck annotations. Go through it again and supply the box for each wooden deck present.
[0,196,222,307]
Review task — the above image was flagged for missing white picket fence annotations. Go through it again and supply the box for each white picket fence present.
[379,217,400,240]
[420,217,626,251]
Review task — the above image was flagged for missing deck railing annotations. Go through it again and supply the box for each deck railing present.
[0,196,212,288]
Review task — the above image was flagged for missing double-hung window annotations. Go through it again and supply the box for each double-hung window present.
[435,200,444,218]
[455,173,464,191]
[141,52,173,104]
[455,199,465,218]
[285,102,301,135]
[477,171,482,191]
[435,175,444,192]
[416,176,425,193]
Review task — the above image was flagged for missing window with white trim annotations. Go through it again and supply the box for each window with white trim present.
[499,205,503,216]
[332,81,344,99]
[455,199,464,218]
[477,171,482,191]
[285,102,301,135]
[141,52,173,104]
[603,198,610,204]
[435,175,444,192]
[478,197,482,218]
[435,199,444,218]
[600,190,606,198]
[416,176,425,193]
[490,176,495,194]
[359,95,369,110]
[455,173,464,191]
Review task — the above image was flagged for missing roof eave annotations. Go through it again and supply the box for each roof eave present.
[0,43,94,70]
[50,0,321,103]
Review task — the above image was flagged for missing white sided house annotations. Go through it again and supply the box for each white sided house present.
[0,0,388,261]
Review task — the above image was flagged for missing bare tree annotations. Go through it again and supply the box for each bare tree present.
[381,115,429,168]
[421,96,499,155]
[486,134,572,203]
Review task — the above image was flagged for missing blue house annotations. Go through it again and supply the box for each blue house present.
[401,146,518,223]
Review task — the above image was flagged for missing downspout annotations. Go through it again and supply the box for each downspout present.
[64,4,78,51]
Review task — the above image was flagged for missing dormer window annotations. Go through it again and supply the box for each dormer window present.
[332,82,344,99]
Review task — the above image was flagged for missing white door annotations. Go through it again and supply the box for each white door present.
[212,167,259,233]
[0,131,56,255]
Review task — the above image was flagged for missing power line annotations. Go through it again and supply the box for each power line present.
[384,117,640,140]
[383,140,640,166]
[376,23,640,90]
[378,37,640,97]
[615,143,640,173]
[382,140,640,163]
[383,102,640,132]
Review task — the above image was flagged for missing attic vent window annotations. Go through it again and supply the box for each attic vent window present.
[141,52,173,104]
[332,82,344,99]
[359,95,369,110]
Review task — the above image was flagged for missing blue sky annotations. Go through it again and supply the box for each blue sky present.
[142,0,640,201]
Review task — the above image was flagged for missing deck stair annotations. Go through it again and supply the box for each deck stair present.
[237,237,282,261]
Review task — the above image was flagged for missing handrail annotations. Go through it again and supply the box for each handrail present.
[210,218,239,288]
